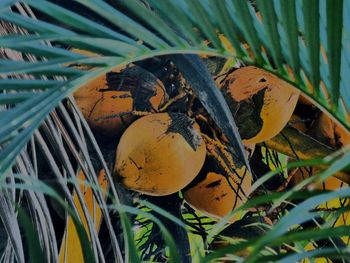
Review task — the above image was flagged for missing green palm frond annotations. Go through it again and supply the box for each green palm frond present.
[1,96,129,263]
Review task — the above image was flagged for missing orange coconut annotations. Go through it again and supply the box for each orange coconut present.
[183,145,253,221]
[290,112,350,189]
[308,112,350,148]
[289,166,346,191]
[220,66,300,143]
[74,66,166,137]
[114,113,206,196]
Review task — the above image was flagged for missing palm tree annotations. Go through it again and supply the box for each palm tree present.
[0,0,349,262]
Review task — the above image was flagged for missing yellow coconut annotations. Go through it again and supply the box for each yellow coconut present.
[114,113,206,196]
[74,66,166,137]
[220,66,300,143]
[183,145,253,221]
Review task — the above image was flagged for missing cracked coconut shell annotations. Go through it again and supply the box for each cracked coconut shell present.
[114,113,206,196]
[74,66,166,137]
[220,66,300,143]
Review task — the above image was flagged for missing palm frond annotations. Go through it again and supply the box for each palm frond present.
[0,92,129,262]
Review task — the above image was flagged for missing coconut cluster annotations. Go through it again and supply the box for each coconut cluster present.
[74,65,312,222]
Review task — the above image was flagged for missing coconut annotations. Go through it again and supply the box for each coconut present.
[114,113,206,196]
